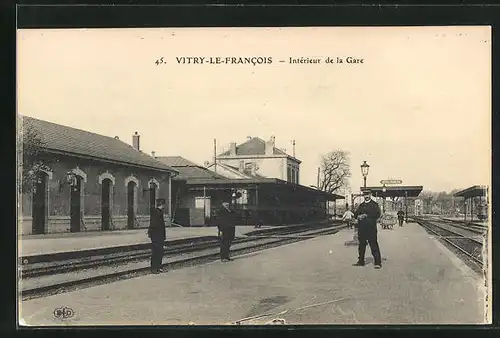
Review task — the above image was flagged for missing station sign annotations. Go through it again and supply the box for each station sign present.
[380,179,403,185]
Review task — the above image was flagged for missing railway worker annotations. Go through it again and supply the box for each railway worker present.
[353,190,382,269]
[148,198,167,274]
[397,209,405,227]
[218,199,236,262]
[342,207,355,229]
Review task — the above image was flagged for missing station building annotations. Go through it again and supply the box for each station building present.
[157,155,343,227]
[19,116,178,235]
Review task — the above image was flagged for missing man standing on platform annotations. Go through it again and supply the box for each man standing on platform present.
[148,198,167,274]
[397,209,405,227]
[342,206,355,229]
[218,199,236,262]
[353,190,382,269]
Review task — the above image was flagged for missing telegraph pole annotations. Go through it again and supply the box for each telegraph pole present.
[213,138,217,173]
[203,185,207,226]
[405,190,408,222]
[317,167,320,190]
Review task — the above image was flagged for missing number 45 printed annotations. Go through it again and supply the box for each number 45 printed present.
[155,57,165,65]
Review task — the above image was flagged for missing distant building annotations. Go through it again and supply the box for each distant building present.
[19,116,178,235]
[209,136,301,184]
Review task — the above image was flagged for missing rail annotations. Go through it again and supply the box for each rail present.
[20,222,348,300]
[412,217,485,273]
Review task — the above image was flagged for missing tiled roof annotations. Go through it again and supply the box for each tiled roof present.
[155,156,201,167]
[173,166,228,181]
[209,162,267,180]
[155,156,227,181]
[218,137,288,157]
[21,116,177,173]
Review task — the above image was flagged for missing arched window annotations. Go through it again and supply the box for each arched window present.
[148,178,160,211]
[98,172,116,231]
[31,169,53,234]
[125,175,139,229]
[69,167,87,232]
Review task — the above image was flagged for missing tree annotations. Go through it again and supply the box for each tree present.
[17,118,51,193]
[318,150,351,194]
[419,189,466,215]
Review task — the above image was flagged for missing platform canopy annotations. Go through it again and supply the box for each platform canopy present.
[360,185,423,198]
[453,185,488,199]
[188,178,345,201]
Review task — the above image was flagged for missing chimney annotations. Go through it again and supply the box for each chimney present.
[230,142,237,156]
[114,136,119,140]
[151,151,156,158]
[265,136,275,155]
[132,131,140,151]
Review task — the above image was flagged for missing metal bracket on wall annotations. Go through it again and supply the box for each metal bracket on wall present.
[80,217,87,231]
[109,213,115,230]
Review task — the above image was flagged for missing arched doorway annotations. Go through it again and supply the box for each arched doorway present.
[70,176,83,232]
[101,178,112,231]
[32,172,49,234]
[149,182,157,211]
[127,181,136,229]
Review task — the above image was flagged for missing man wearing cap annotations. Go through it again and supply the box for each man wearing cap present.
[397,209,405,227]
[148,198,167,273]
[218,199,236,262]
[353,190,382,269]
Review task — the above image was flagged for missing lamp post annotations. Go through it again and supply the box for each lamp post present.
[361,161,370,189]
[464,200,468,222]
[382,185,386,213]
[231,191,237,207]
[405,190,408,222]
[66,171,78,190]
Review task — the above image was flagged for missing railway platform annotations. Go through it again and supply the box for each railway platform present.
[19,221,332,258]
[20,221,487,325]
[18,226,260,257]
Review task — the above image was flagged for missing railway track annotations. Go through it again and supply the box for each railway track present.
[20,223,347,300]
[413,217,485,274]
[437,217,488,234]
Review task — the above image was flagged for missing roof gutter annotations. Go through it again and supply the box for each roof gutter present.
[37,148,179,175]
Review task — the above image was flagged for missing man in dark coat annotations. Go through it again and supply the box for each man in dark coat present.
[148,198,167,273]
[397,209,405,227]
[218,200,236,262]
[353,190,382,269]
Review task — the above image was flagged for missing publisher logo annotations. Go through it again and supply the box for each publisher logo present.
[53,307,74,320]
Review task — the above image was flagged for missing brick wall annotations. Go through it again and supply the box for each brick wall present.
[20,153,172,234]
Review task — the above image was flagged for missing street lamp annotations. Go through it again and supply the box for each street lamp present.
[405,190,408,222]
[66,171,77,188]
[382,185,387,213]
[360,161,370,189]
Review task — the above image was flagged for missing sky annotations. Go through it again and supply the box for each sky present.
[17,27,491,193]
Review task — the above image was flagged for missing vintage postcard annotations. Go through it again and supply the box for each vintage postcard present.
[16,26,491,326]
